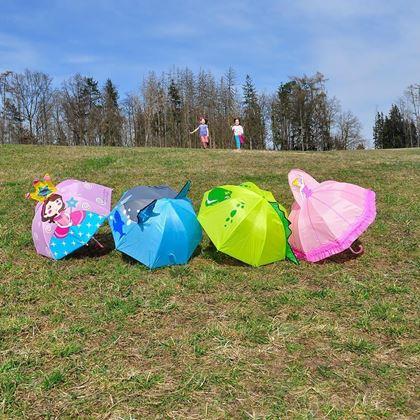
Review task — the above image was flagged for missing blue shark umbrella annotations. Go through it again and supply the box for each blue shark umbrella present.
[110,182,202,269]
[114,184,178,222]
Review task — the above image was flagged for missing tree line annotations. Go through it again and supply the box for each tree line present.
[373,84,419,149]
[1,67,367,150]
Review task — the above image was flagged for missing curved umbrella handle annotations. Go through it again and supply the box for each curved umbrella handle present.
[349,244,364,255]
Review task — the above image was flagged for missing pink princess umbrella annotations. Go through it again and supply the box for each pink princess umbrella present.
[27,174,112,259]
[288,169,376,262]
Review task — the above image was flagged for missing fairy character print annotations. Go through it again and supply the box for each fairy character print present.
[40,193,104,258]
[41,193,86,238]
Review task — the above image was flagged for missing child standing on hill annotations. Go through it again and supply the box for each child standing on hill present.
[231,118,244,151]
[190,117,210,149]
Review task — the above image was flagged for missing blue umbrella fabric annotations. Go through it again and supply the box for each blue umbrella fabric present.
[114,184,178,222]
[110,182,202,269]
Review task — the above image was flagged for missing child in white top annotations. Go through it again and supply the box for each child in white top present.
[231,118,244,150]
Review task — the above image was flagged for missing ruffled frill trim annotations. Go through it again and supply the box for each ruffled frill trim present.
[293,189,376,262]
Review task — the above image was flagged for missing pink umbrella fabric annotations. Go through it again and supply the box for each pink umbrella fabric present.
[29,176,112,259]
[288,169,376,262]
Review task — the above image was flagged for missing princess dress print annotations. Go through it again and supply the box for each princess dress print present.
[49,211,105,258]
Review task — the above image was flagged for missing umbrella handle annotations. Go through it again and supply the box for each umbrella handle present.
[349,244,364,255]
[91,236,104,249]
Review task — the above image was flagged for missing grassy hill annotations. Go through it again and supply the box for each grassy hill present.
[0,145,419,418]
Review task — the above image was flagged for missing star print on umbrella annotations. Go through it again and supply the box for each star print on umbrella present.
[49,212,105,259]
[66,197,78,208]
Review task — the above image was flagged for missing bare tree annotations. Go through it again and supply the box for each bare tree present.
[7,69,53,143]
[402,84,420,147]
[0,66,375,151]
[334,110,363,149]
[61,74,101,146]
[0,71,13,144]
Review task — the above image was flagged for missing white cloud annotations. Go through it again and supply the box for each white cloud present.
[64,54,100,64]
[151,23,198,38]
[291,0,396,18]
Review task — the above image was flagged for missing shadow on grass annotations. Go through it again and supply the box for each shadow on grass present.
[119,245,204,268]
[201,243,248,267]
[191,244,202,259]
[121,253,141,266]
[66,232,115,259]
[317,239,365,264]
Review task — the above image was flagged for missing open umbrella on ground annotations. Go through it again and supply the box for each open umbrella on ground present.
[27,174,112,259]
[287,169,376,262]
[110,181,202,269]
[112,184,179,223]
[198,181,297,267]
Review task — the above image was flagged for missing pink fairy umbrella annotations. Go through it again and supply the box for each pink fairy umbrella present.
[288,169,376,262]
[27,174,112,260]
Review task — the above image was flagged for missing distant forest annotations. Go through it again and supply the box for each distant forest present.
[0,68,418,150]
[373,84,419,149]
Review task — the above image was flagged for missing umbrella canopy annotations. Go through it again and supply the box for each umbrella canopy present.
[110,182,202,269]
[28,174,112,259]
[117,185,178,222]
[198,182,297,267]
[288,169,376,262]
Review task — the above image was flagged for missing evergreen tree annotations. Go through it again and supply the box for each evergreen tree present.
[101,79,122,146]
[373,104,417,149]
[167,79,182,146]
[271,81,298,150]
[83,77,102,114]
[224,67,237,117]
[373,112,384,149]
[391,105,405,147]
[242,75,265,149]
[383,105,406,148]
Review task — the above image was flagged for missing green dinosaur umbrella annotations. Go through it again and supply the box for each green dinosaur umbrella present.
[198,182,298,267]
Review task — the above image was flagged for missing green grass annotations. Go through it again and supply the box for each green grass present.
[0,145,419,418]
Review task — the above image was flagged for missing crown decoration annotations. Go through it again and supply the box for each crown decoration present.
[26,174,57,202]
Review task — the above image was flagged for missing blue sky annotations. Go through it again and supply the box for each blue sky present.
[1,0,419,143]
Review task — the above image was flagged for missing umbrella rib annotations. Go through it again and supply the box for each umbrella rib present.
[310,195,352,225]
[149,204,170,267]
[305,201,323,247]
